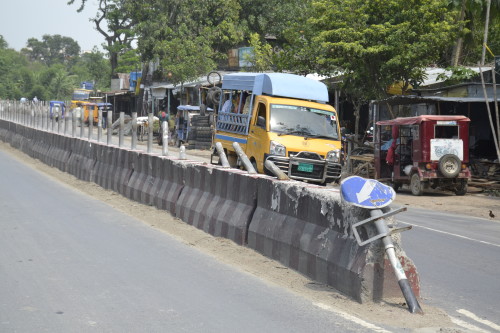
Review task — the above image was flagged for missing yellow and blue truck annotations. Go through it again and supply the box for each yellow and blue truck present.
[213,73,342,184]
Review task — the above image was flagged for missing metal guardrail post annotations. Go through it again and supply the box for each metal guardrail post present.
[98,109,103,142]
[161,121,169,156]
[147,112,153,154]
[51,110,56,133]
[179,145,186,160]
[119,112,125,147]
[57,110,61,134]
[131,112,137,150]
[107,110,112,145]
[264,159,290,180]
[215,142,230,167]
[72,111,76,137]
[64,112,69,135]
[80,109,84,138]
[232,142,256,174]
[88,112,94,141]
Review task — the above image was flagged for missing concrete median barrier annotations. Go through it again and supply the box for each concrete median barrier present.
[247,177,420,302]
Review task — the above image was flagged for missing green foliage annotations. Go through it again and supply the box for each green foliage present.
[436,66,477,85]
[243,33,274,72]
[131,0,243,84]
[21,34,81,67]
[310,0,460,102]
[114,49,140,74]
[0,35,7,49]
[0,37,108,101]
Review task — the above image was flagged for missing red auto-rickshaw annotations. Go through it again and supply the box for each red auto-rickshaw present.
[374,115,471,196]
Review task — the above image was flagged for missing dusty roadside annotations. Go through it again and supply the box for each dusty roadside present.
[1,141,479,331]
[392,186,499,221]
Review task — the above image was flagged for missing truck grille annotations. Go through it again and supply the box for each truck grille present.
[266,152,341,183]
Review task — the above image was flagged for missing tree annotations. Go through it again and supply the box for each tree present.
[243,33,274,72]
[21,35,81,67]
[71,47,111,90]
[448,0,500,66]
[0,35,8,49]
[130,0,242,85]
[310,0,460,134]
[68,0,136,75]
[0,47,29,99]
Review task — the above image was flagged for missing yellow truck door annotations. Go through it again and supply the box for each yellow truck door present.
[246,99,269,173]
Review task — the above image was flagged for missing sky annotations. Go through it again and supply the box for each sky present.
[0,0,105,52]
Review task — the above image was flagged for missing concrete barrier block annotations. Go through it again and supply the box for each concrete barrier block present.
[151,157,184,213]
[125,152,155,205]
[94,143,115,190]
[175,164,258,245]
[113,148,135,196]
[66,138,96,182]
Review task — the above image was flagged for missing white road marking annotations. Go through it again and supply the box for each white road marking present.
[450,316,490,333]
[313,302,392,333]
[398,220,500,248]
[457,309,500,331]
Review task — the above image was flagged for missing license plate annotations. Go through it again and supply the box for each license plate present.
[297,163,314,172]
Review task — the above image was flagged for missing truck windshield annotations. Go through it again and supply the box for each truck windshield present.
[269,104,339,140]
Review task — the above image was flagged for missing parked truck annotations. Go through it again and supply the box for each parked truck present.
[212,73,342,184]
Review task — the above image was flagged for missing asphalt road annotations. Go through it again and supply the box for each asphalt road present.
[395,206,500,332]
[0,149,382,333]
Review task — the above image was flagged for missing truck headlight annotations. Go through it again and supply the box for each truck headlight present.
[326,149,340,162]
[270,140,286,156]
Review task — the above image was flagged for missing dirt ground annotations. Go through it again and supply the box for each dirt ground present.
[392,186,499,221]
[3,141,497,331]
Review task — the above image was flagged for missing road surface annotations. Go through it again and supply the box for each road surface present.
[396,206,500,332]
[0,148,385,332]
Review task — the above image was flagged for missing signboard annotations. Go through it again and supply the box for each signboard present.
[430,139,463,160]
[341,176,395,209]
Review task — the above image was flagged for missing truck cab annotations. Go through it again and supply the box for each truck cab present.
[213,73,342,184]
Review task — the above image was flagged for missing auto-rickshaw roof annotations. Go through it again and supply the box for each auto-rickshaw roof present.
[376,115,470,126]
[49,101,65,106]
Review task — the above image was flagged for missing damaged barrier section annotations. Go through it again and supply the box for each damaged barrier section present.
[0,118,420,304]
[246,177,420,302]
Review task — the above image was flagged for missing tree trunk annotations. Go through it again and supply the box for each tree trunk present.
[354,103,360,146]
[451,0,466,66]
[481,0,492,66]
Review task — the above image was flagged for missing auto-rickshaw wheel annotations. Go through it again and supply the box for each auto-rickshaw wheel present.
[410,173,424,196]
[438,154,461,178]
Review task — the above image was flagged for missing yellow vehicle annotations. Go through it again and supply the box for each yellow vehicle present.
[70,88,93,107]
[70,101,98,125]
[213,73,342,184]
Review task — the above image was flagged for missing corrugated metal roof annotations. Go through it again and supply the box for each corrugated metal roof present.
[374,94,499,105]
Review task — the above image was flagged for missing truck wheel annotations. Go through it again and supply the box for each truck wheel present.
[438,154,461,178]
[410,173,424,196]
[455,179,468,196]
